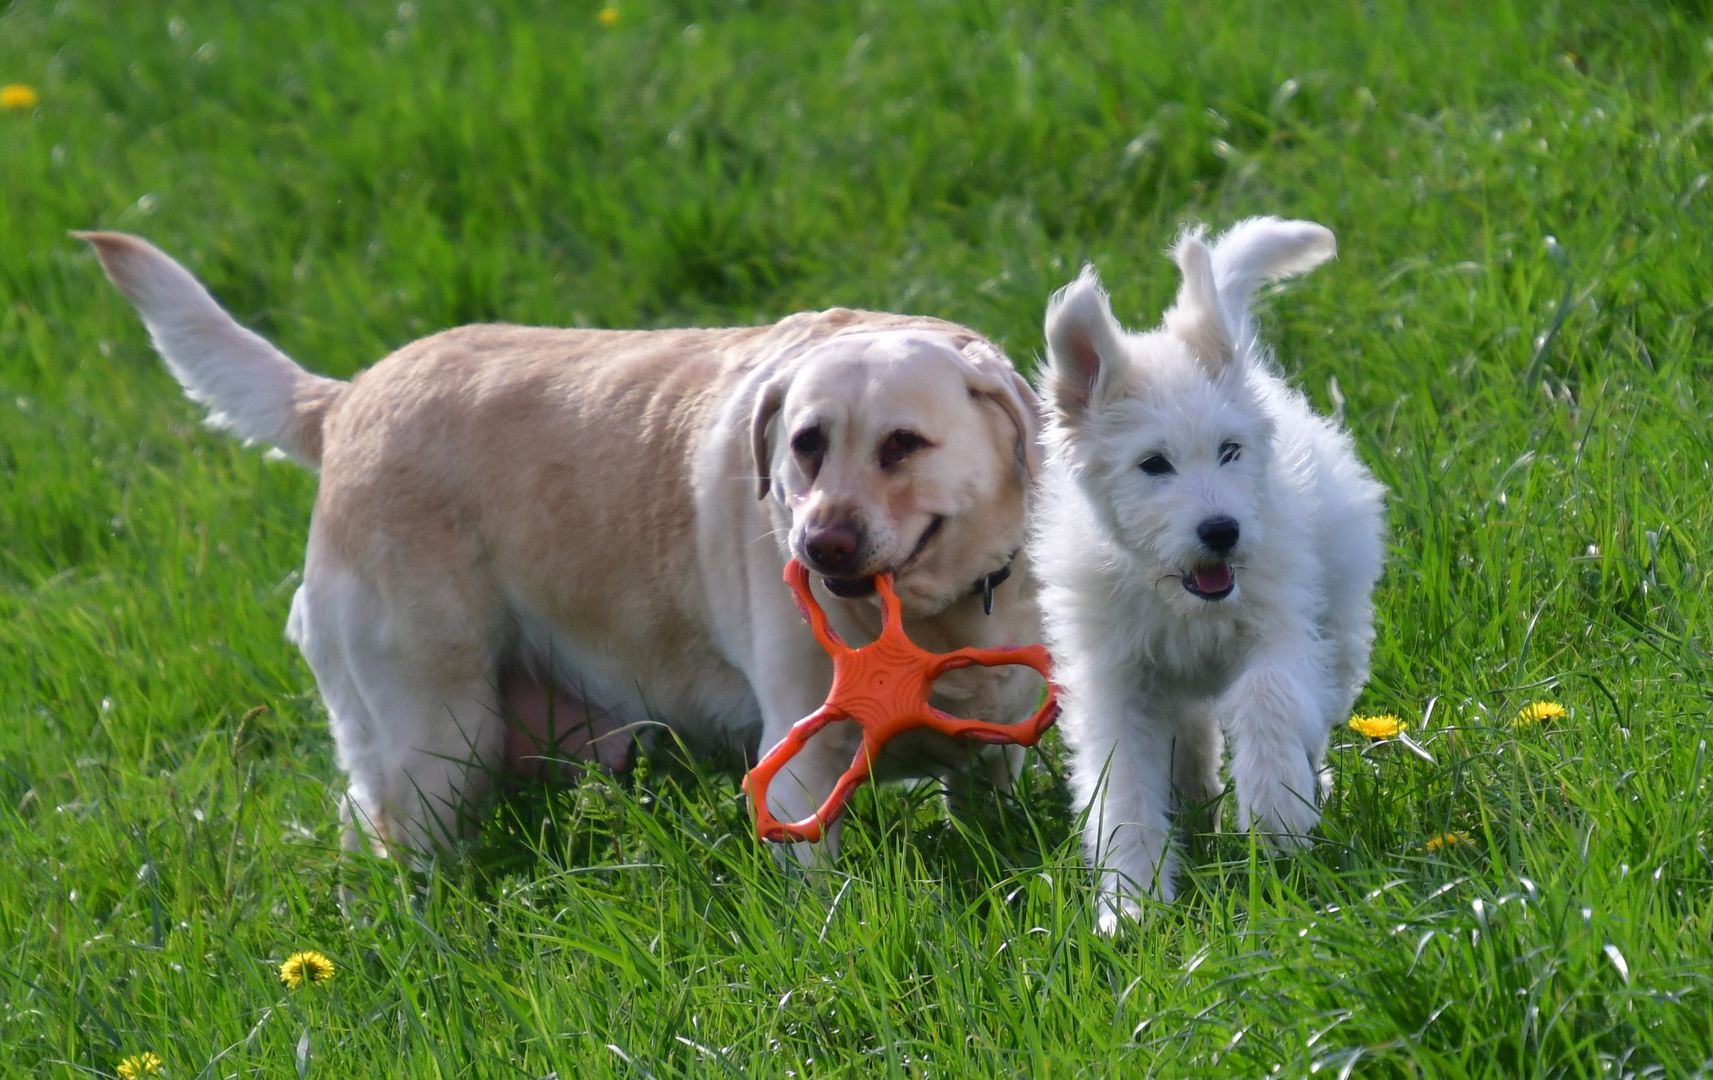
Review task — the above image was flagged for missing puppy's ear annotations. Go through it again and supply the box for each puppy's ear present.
[1169,217,1336,376]
[1165,229,1236,376]
[959,340,1044,480]
[1208,216,1336,314]
[1042,266,1128,425]
[750,377,789,500]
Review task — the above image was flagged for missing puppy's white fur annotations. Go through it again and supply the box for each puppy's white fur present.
[1030,217,1385,930]
[81,231,1045,864]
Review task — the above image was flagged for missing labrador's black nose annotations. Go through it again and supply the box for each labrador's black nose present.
[1196,516,1240,554]
[804,522,861,576]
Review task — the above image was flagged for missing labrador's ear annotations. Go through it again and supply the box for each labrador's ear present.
[960,340,1043,481]
[750,376,789,500]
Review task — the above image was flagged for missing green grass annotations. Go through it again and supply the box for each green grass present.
[4,0,1713,1074]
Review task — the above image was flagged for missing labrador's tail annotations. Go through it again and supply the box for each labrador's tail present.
[78,231,346,467]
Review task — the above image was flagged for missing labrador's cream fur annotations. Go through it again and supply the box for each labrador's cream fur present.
[82,232,1045,862]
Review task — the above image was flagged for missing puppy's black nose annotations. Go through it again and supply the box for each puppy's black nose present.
[804,522,861,576]
[1196,516,1240,554]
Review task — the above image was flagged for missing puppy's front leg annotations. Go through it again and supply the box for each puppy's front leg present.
[1062,689,1181,931]
[1219,630,1339,849]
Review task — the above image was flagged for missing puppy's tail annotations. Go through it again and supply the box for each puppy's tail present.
[77,231,345,468]
[1167,217,1335,372]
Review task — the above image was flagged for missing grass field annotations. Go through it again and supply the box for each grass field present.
[4,0,1713,1075]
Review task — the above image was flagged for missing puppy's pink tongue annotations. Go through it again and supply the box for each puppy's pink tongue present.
[1193,564,1233,593]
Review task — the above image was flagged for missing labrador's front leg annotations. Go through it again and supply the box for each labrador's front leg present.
[744,606,852,866]
[753,707,865,865]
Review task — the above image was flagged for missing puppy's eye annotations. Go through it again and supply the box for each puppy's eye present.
[1219,442,1241,464]
[790,427,826,459]
[879,429,931,469]
[1139,454,1175,476]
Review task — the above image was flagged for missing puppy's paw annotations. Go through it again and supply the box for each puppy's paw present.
[1090,854,1174,933]
[1095,892,1144,935]
[1234,751,1321,850]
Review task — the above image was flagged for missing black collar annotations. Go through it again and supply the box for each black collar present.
[970,550,1019,615]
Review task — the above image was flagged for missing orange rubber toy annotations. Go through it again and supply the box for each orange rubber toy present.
[744,559,1060,843]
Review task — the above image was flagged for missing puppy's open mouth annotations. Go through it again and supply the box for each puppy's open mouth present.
[820,516,944,599]
[1183,562,1235,601]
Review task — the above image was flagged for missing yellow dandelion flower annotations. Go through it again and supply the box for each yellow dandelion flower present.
[1513,700,1568,728]
[1348,713,1406,739]
[1,84,39,110]
[279,949,335,988]
[1425,831,1472,853]
[116,1052,163,1078]
[597,6,618,26]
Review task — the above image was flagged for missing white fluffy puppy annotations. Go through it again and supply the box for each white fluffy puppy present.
[1030,217,1386,928]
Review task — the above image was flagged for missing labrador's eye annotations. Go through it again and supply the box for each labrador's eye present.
[1219,441,1241,465]
[791,427,827,480]
[1139,454,1175,476]
[790,427,826,458]
[879,429,931,469]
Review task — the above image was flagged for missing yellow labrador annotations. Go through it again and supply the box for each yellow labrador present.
[82,232,1044,861]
